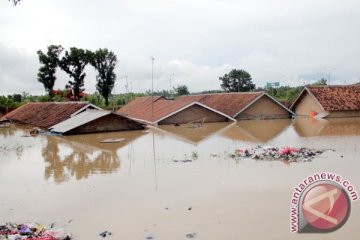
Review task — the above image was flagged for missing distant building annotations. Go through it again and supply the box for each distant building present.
[290,86,360,118]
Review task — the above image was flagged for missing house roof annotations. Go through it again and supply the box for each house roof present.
[3,102,100,128]
[176,92,264,117]
[118,92,293,124]
[291,85,360,112]
[118,96,235,124]
[49,110,111,133]
[49,109,145,134]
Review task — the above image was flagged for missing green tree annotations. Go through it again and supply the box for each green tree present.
[9,0,21,6]
[145,89,172,99]
[0,96,20,113]
[173,85,190,96]
[12,94,22,102]
[89,49,117,106]
[59,47,91,101]
[37,45,64,100]
[219,69,255,92]
[311,78,327,86]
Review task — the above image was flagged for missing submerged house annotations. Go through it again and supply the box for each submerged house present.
[3,102,101,128]
[118,92,293,125]
[117,96,236,125]
[49,109,145,135]
[177,92,293,120]
[2,102,145,134]
[290,86,360,118]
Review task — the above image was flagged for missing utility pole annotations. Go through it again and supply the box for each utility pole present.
[151,56,155,117]
[328,67,336,85]
[169,73,174,97]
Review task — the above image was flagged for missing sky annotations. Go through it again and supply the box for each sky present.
[1,0,360,95]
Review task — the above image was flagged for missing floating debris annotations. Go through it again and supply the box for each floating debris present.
[186,233,197,239]
[145,234,155,240]
[191,151,198,160]
[100,138,124,143]
[0,223,71,240]
[0,119,11,128]
[99,231,112,238]
[173,159,192,163]
[0,144,31,157]
[229,146,327,163]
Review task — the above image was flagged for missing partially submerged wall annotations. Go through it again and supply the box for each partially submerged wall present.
[236,95,290,120]
[66,114,144,135]
[294,92,326,116]
[327,111,360,118]
[158,104,228,125]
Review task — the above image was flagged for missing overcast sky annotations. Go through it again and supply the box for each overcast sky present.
[1,0,360,95]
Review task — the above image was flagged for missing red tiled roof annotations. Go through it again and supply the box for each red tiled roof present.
[118,92,265,123]
[118,96,195,123]
[3,102,92,128]
[176,92,264,117]
[307,86,360,111]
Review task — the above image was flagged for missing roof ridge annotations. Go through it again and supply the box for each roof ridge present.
[307,85,360,88]
[178,91,264,97]
[23,101,90,104]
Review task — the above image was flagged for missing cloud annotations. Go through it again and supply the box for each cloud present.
[0,43,41,95]
[1,0,360,95]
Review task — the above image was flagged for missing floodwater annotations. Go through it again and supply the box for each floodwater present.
[0,118,359,239]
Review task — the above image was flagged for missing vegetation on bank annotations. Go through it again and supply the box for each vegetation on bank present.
[1,49,330,114]
[0,81,320,114]
[0,77,329,114]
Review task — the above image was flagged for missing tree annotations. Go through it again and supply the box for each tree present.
[89,49,117,106]
[8,0,21,6]
[0,96,20,112]
[173,85,189,96]
[59,47,91,101]
[311,78,327,86]
[219,69,255,92]
[12,94,22,102]
[37,45,64,100]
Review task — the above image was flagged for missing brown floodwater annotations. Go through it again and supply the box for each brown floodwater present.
[0,118,359,239]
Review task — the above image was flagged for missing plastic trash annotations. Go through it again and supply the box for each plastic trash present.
[7,234,22,240]
[19,226,32,235]
[99,231,112,238]
[229,146,326,163]
[44,229,71,240]
[0,223,71,240]
[24,237,55,240]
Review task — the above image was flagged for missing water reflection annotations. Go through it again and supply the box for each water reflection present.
[155,122,233,144]
[0,125,17,138]
[294,118,360,137]
[221,119,292,143]
[43,130,146,183]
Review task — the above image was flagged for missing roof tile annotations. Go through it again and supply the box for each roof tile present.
[307,86,360,111]
[118,92,264,123]
[3,102,92,128]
